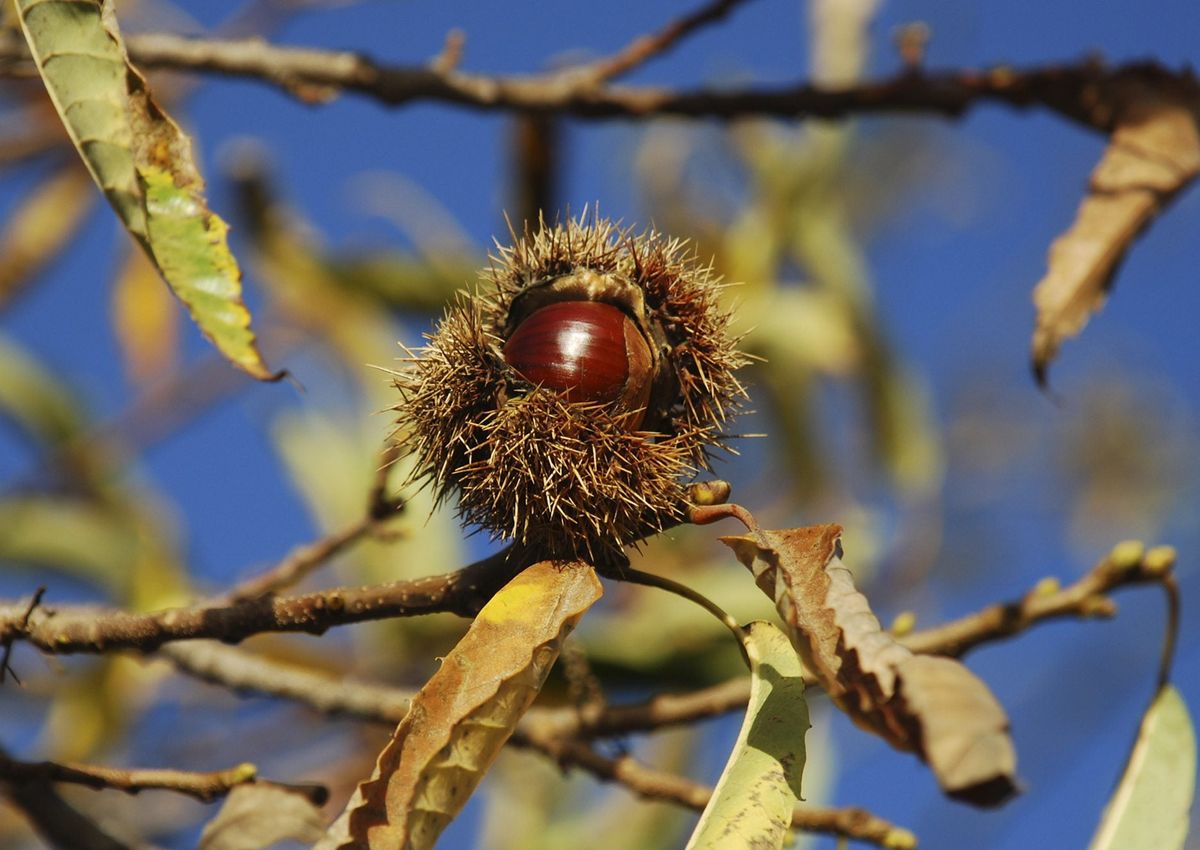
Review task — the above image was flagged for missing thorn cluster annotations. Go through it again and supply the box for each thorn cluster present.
[393,215,748,561]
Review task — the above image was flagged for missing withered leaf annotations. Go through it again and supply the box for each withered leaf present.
[721,525,1017,806]
[199,784,325,850]
[315,561,603,850]
[1031,82,1200,385]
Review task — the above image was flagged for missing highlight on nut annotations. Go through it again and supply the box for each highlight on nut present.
[391,214,749,561]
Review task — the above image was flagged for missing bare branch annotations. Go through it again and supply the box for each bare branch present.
[530,675,754,739]
[546,542,1179,737]
[518,732,916,849]
[0,754,280,804]
[0,546,521,655]
[222,510,396,604]
[2,30,1193,132]
[0,745,131,850]
[161,640,412,722]
[900,543,1171,657]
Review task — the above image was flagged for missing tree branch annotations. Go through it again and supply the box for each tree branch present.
[518,732,916,849]
[576,0,755,84]
[0,585,44,683]
[900,542,1174,657]
[221,515,378,604]
[541,541,1178,737]
[0,746,131,850]
[161,640,412,722]
[0,545,521,655]
[2,29,1194,132]
[0,754,290,804]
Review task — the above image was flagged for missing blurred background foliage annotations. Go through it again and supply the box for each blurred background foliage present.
[1,0,1199,848]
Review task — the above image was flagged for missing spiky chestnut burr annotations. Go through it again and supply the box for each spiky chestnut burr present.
[392,216,747,562]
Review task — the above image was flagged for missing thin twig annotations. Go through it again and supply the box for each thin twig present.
[0,743,130,850]
[530,676,754,739]
[0,546,522,654]
[428,29,465,75]
[162,640,412,722]
[0,754,311,804]
[577,0,755,84]
[598,561,749,665]
[0,585,44,685]
[367,440,403,521]
[222,512,389,603]
[899,548,1166,658]
[518,732,916,849]
[1157,571,1181,689]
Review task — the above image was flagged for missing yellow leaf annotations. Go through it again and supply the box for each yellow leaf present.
[317,561,603,850]
[112,245,179,386]
[0,165,94,309]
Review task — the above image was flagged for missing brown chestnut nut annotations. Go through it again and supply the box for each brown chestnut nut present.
[392,216,748,561]
[502,300,653,428]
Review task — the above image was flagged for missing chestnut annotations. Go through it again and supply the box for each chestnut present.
[503,300,653,428]
[393,216,747,561]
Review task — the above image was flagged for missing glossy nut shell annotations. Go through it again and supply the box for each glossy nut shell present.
[503,300,654,427]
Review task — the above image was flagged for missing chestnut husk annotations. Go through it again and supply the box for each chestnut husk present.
[392,215,747,561]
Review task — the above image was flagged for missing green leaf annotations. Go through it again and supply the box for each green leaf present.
[0,497,136,592]
[685,621,809,850]
[15,0,281,381]
[0,334,86,447]
[1088,685,1196,850]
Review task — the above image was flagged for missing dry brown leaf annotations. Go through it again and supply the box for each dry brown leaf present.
[315,560,603,850]
[722,525,1017,806]
[199,783,325,850]
[1031,83,1200,385]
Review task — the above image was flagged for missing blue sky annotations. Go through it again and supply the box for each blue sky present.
[2,1,1199,848]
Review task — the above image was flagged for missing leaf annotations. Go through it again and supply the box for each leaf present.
[316,561,604,850]
[0,334,87,447]
[685,621,808,850]
[111,244,179,386]
[0,164,94,310]
[1088,685,1196,850]
[15,0,281,381]
[0,497,136,591]
[721,525,1017,806]
[1031,84,1200,385]
[199,784,326,850]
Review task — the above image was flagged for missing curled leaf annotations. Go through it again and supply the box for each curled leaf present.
[1088,685,1196,850]
[722,524,1017,806]
[1031,83,1200,385]
[685,620,808,850]
[15,0,281,380]
[316,561,603,850]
